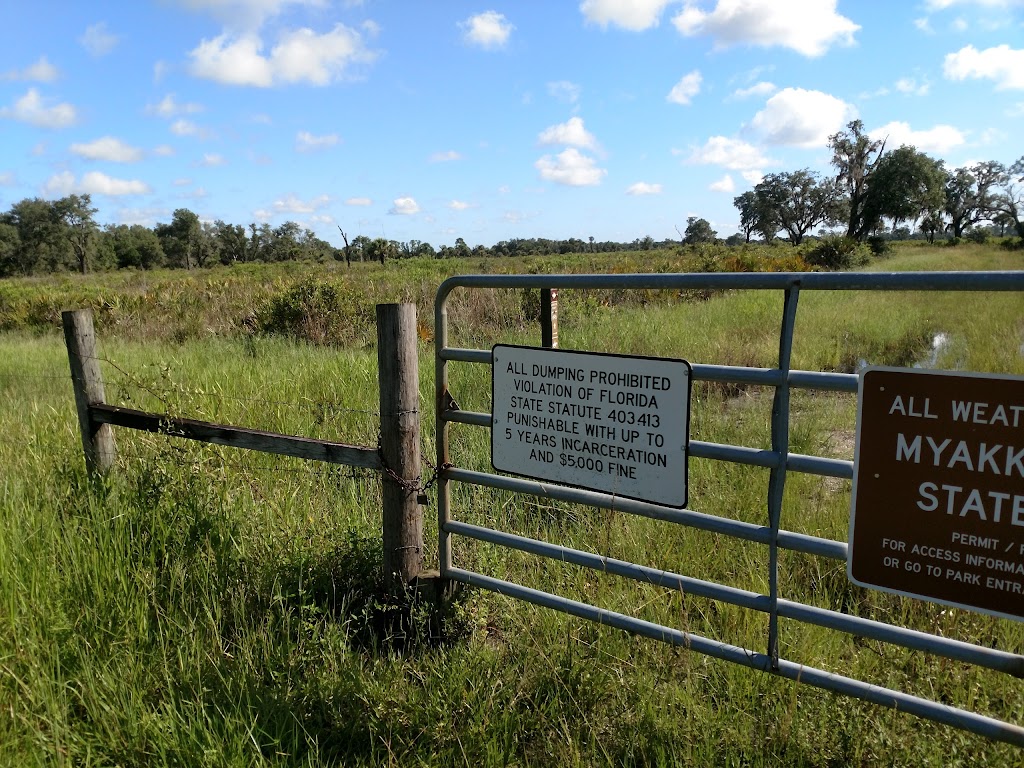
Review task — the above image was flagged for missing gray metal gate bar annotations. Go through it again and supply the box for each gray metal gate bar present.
[434,270,1024,744]
[447,519,1024,675]
[446,567,1024,746]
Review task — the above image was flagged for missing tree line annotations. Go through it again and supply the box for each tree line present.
[1,119,1021,278]
[0,197,672,278]
[725,120,1023,247]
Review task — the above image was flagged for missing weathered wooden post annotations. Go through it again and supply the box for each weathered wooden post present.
[541,288,558,348]
[62,309,116,475]
[376,303,423,593]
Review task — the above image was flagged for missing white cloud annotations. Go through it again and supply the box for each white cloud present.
[0,88,76,128]
[70,137,144,163]
[944,44,1024,90]
[173,178,193,186]
[296,130,339,151]
[0,171,14,186]
[535,148,606,186]
[731,81,777,99]
[2,56,59,82]
[45,171,150,196]
[273,193,330,213]
[174,0,328,31]
[345,196,372,206]
[389,196,420,215]
[448,200,472,210]
[895,77,930,95]
[169,119,214,140]
[579,0,676,31]
[199,153,226,166]
[672,0,859,57]
[667,70,702,105]
[709,174,735,192]
[914,17,934,33]
[82,172,150,195]
[869,121,966,154]
[189,24,373,87]
[429,150,462,162]
[459,11,513,49]
[626,182,662,195]
[80,22,119,56]
[548,80,581,104]
[153,144,176,156]
[147,94,204,118]
[687,136,771,170]
[538,116,599,150]
[750,88,854,147]
[741,170,764,185]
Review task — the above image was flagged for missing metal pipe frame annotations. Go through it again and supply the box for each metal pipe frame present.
[434,270,1024,744]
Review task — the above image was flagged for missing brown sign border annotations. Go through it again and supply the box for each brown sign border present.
[848,366,1024,623]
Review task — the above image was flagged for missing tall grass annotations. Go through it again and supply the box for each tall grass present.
[1,243,1022,765]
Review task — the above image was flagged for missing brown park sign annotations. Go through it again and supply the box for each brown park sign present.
[848,367,1024,622]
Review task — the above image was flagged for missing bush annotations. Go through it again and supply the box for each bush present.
[257,277,367,345]
[866,235,891,257]
[965,228,988,245]
[802,235,870,271]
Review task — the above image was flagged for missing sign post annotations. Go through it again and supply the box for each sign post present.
[491,345,690,508]
[849,367,1024,621]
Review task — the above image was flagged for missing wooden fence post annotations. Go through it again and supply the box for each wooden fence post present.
[541,288,558,348]
[62,309,116,475]
[376,303,423,593]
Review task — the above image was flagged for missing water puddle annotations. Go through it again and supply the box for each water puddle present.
[913,332,950,370]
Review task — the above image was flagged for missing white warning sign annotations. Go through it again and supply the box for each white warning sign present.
[491,345,691,507]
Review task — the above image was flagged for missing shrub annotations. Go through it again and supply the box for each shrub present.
[802,235,870,271]
[866,235,892,257]
[965,228,988,245]
[256,278,363,345]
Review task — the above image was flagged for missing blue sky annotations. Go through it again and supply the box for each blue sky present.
[2,1,1022,248]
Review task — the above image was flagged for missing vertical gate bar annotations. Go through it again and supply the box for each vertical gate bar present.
[436,290,453,576]
[767,283,800,670]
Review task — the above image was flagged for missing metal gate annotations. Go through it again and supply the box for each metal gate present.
[434,271,1024,745]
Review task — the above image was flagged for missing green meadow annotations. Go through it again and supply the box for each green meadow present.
[1,243,1023,766]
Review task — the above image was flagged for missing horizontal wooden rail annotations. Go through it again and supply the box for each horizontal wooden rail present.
[90,403,382,470]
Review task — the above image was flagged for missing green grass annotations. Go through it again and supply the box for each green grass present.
[1,242,1023,765]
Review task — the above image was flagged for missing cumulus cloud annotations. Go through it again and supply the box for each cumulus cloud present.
[548,80,581,104]
[626,182,662,195]
[80,22,119,56]
[45,171,150,196]
[686,136,772,170]
[869,121,966,154]
[741,170,764,185]
[199,152,226,166]
[389,197,420,215]
[538,116,599,150]
[672,0,859,57]
[70,137,144,163]
[944,44,1024,90]
[0,88,76,128]
[345,196,372,206]
[169,119,213,139]
[147,94,204,117]
[895,77,930,96]
[535,148,606,186]
[189,24,374,87]
[2,56,59,82]
[174,0,328,31]
[731,81,777,99]
[447,200,472,210]
[579,0,676,31]
[429,150,462,162]
[296,130,339,151]
[459,11,513,49]
[750,87,854,147]
[0,172,15,186]
[667,70,702,105]
[709,174,735,192]
[273,193,330,213]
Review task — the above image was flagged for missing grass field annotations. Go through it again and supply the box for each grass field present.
[1,243,1023,765]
